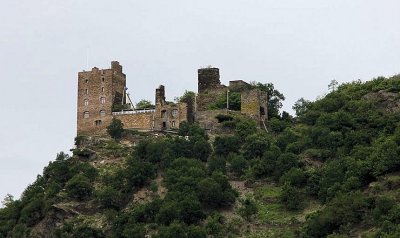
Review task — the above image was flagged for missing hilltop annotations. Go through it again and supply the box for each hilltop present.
[1,75,400,237]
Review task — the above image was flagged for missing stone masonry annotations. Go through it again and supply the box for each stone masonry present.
[76,61,268,136]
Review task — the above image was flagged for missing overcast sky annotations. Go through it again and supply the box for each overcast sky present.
[1,0,399,201]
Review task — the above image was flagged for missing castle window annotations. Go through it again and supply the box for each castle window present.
[100,110,106,117]
[161,110,167,118]
[101,87,104,92]
[102,77,105,82]
[84,111,89,119]
[100,97,106,104]
[85,89,88,94]
[171,121,176,127]
[171,109,178,118]
[85,79,89,83]
[84,99,89,106]
[95,120,102,126]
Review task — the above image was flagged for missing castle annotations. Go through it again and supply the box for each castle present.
[77,61,267,136]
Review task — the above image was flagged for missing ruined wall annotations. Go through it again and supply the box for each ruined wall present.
[77,61,126,136]
[229,80,251,92]
[153,85,188,130]
[115,113,153,131]
[241,89,268,127]
[196,89,227,111]
[195,109,226,131]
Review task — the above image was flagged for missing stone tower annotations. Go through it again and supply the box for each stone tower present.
[198,68,222,93]
[77,61,126,135]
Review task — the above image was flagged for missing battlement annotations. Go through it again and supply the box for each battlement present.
[111,61,123,73]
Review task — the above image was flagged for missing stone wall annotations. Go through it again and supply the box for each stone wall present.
[115,113,153,130]
[229,80,251,92]
[241,89,268,126]
[195,109,226,131]
[196,88,227,111]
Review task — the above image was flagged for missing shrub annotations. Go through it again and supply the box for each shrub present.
[239,198,258,221]
[107,118,124,140]
[95,186,121,209]
[279,168,307,187]
[230,155,247,176]
[213,136,240,156]
[279,183,305,211]
[242,133,273,160]
[235,118,257,139]
[65,174,93,200]
[208,156,226,174]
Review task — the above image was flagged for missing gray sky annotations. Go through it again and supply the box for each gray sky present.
[1,0,399,201]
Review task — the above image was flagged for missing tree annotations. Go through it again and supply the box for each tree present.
[279,183,304,211]
[213,136,241,156]
[135,99,154,109]
[239,198,258,221]
[328,79,339,92]
[107,118,124,140]
[250,82,285,119]
[293,98,312,117]
[235,118,257,139]
[65,174,93,200]
[95,186,121,209]
[193,139,212,162]
[242,133,273,160]
[175,90,195,103]
[230,155,248,176]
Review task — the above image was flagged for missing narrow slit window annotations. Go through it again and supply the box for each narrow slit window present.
[101,87,104,92]
[84,99,88,106]
[85,89,88,94]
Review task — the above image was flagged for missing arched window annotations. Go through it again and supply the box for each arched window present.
[161,110,167,118]
[85,79,89,83]
[171,109,178,118]
[85,89,88,94]
[101,87,104,92]
[100,97,106,104]
[84,111,89,119]
[100,110,106,117]
[84,99,88,106]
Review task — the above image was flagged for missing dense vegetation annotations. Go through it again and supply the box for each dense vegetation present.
[1,75,400,237]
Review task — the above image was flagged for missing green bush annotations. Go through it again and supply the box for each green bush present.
[279,168,307,187]
[95,186,121,209]
[230,155,247,176]
[279,183,305,211]
[239,198,258,221]
[65,174,93,201]
[213,136,240,157]
[107,118,124,140]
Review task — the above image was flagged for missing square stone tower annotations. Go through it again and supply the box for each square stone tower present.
[77,61,126,135]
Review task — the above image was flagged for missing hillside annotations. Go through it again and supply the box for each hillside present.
[1,75,400,238]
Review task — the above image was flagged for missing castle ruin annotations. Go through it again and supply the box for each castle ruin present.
[77,61,267,136]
